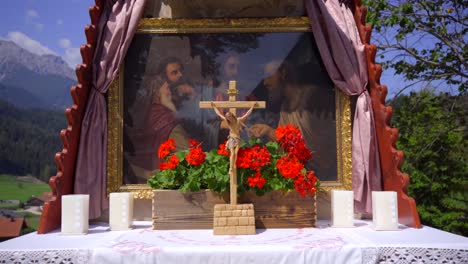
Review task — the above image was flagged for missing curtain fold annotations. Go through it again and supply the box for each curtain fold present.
[74,0,147,219]
[305,0,382,213]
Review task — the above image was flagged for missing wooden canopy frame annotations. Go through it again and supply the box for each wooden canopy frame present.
[37,0,421,234]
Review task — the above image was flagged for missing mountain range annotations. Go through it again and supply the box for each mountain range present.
[0,40,77,109]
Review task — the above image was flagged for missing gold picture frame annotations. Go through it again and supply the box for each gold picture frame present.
[107,17,352,199]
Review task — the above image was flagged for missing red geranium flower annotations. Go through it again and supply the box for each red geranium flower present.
[186,147,206,166]
[236,145,271,170]
[287,142,312,162]
[276,124,296,142]
[276,156,304,179]
[250,145,271,169]
[294,170,318,197]
[236,147,252,168]
[188,139,202,149]
[247,172,266,188]
[217,143,229,156]
[168,154,180,167]
[158,138,176,159]
[149,124,319,199]
[159,154,180,171]
[276,125,312,162]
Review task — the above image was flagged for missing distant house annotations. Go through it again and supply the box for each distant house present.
[0,200,21,206]
[26,197,44,207]
[26,192,53,207]
[39,192,53,203]
[0,200,22,210]
[0,209,29,242]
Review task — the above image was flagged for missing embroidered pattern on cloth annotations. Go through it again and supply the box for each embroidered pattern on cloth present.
[362,247,468,264]
[0,249,91,264]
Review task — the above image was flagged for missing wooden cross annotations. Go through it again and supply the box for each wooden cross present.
[200,80,266,204]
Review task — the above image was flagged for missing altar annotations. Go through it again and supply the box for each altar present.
[33,0,428,236]
[1,220,467,263]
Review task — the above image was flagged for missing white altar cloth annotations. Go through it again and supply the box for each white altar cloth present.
[1,220,467,264]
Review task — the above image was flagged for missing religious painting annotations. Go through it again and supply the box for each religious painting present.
[107,18,352,198]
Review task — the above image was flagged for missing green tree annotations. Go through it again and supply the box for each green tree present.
[0,99,65,182]
[363,0,467,92]
[392,90,467,235]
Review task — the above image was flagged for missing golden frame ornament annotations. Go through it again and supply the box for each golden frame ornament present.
[107,17,352,199]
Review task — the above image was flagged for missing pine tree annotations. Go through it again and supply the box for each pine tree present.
[392,91,468,235]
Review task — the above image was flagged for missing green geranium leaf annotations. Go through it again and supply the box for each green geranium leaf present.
[269,178,284,190]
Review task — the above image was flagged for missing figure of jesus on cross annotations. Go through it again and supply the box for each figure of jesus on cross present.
[199,81,266,205]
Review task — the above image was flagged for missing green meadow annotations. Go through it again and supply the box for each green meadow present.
[18,212,41,230]
[0,175,50,202]
[0,175,50,230]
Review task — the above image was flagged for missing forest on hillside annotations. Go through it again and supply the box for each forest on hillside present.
[0,99,65,182]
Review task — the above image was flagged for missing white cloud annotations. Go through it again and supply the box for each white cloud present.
[25,9,44,32]
[56,19,64,25]
[63,47,81,68]
[59,38,81,67]
[6,31,56,56]
[59,38,72,49]
[26,9,39,19]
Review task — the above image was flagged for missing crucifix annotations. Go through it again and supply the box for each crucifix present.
[199,81,266,205]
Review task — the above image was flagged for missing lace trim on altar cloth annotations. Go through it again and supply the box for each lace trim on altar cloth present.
[0,249,91,264]
[362,247,468,264]
[2,247,467,264]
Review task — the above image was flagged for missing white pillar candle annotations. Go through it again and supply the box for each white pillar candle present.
[372,191,399,230]
[61,194,89,235]
[331,190,354,227]
[109,192,134,230]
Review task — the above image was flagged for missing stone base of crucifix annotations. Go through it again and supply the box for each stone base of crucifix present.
[213,204,256,235]
[212,168,256,235]
[213,164,256,235]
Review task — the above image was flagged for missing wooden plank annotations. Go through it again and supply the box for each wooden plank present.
[152,190,227,230]
[199,101,266,109]
[152,190,316,230]
[240,191,316,229]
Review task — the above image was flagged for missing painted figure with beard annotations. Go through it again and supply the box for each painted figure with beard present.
[249,59,336,179]
[214,53,241,100]
[125,57,194,182]
[201,53,243,150]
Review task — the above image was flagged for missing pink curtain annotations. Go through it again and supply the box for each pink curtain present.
[74,0,146,219]
[305,0,382,213]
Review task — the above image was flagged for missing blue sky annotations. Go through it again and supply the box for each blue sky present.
[0,0,94,68]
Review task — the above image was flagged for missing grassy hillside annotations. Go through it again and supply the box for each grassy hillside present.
[21,212,41,231]
[0,175,50,230]
[0,175,50,202]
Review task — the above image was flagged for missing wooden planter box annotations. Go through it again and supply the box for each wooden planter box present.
[152,189,316,230]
